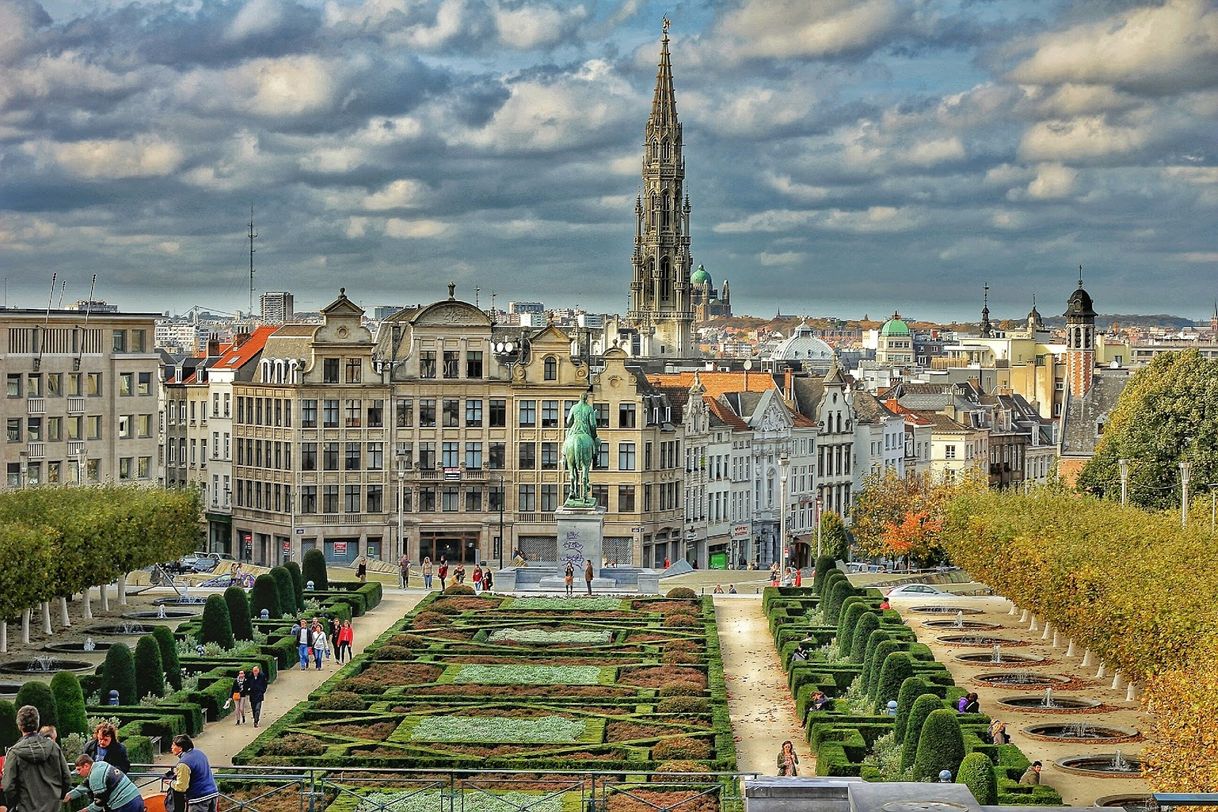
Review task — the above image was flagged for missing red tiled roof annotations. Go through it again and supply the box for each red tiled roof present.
[706,397,750,431]
[647,370,776,398]
[217,325,277,369]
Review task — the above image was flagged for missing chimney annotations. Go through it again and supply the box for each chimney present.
[234,331,251,348]
[784,367,794,401]
[207,333,221,357]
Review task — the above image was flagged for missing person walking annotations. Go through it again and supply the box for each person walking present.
[295,617,311,670]
[82,723,131,775]
[246,665,267,727]
[472,564,483,595]
[398,555,410,589]
[584,560,594,595]
[230,670,248,725]
[166,736,218,812]
[311,623,329,670]
[482,567,494,594]
[336,620,354,664]
[355,556,368,584]
[794,568,803,587]
[564,563,575,597]
[422,557,433,589]
[65,755,144,812]
[2,705,71,812]
[437,558,449,590]
[776,740,799,776]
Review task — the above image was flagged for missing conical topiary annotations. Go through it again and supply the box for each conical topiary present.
[849,612,881,662]
[251,573,281,619]
[0,700,18,750]
[864,639,902,696]
[200,593,235,649]
[284,560,305,610]
[837,601,868,646]
[100,643,137,705]
[14,681,57,727]
[893,676,929,744]
[823,579,856,625]
[302,548,329,591]
[151,625,182,690]
[812,556,836,593]
[225,585,254,641]
[50,672,88,737]
[900,693,944,770]
[957,751,998,804]
[860,629,891,678]
[873,652,916,713]
[270,566,296,615]
[134,635,166,700]
[912,708,966,781]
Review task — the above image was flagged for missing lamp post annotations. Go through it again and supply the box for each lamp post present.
[497,473,505,570]
[1209,484,1218,535]
[815,494,823,559]
[1180,461,1191,527]
[397,457,406,562]
[778,453,789,568]
[1118,458,1128,506]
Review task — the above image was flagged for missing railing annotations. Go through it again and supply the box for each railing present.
[67,396,85,413]
[27,397,45,414]
[515,512,556,523]
[26,441,45,459]
[68,440,86,456]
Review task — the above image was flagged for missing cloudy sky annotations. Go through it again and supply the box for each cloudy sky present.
[1,0,1216,322]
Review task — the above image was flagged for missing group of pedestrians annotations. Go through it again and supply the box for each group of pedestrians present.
[394,556,496,593]
[562,561,596,596]
[227,666,269,726]
[293,616,354,670]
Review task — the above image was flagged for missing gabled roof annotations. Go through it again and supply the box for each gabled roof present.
[852,390,896,423]
[707,396,750,431]
[217,325,277,370]
[647,370,775,398]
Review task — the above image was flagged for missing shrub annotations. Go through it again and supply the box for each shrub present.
[657,696,710,714]
[100,644,137,705]
[50,673,88,737]
[912,709,965,781]
[270,566,297,615]
[860,629,892,680]
[654,760,710,781]
[652,737,711,760]
[823,579,856,624]
[443,584,475,596]
[900,694,945,770]
[315,691,362,710]
[0,700,18,750]
[412,611,447,630]
[957,751,997,804]
[663,613,699,628]
[864,640,902,696]
[263,734,326,756]
[873,652,915,712]
[14,681,56,728]
[224,586,254,641]
[374,645,416,660]
[134,636,166,701]
[836,601,868,645]
[812,556,836,593]
[284,560,305,610]
[200,594,235,649]
[302,548,329,591]
[151,626,182,690]
[893,677,929,744]
[849,613,881,662]
[665,588,697,598]
[250,574,281,619]
[821,570,848,601]
[658,684,704,697]
[386,634,428,649]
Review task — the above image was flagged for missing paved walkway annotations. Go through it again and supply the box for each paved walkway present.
[713,597,812,777]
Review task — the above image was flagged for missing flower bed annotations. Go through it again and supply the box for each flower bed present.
[505,597,626,611]
[444,664,611,685]
[488,628,613,645]
[395,714,595,744]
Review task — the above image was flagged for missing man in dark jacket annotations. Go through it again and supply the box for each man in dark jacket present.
[246,665,268,727]
[2,705,72,812]
[82,722,131,775]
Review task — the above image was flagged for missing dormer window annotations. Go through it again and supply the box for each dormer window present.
[544,356,558,381]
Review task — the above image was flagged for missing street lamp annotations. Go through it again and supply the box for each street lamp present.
[397,456,406,563]
[497,473,505,570]
[815,494,824,559]
[778,453,789,568]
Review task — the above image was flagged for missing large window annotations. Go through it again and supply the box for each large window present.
[397,398,413,427]
[489,443,505,470]
[465,442,482,470]
[543,356,557,380]
[302,443,318,471]
[419,442,435,469]
[618,485,635,512]
[442,442,459,468]
[323,399,339,428]
[367,442,384,470]
[541,442,558,470]
[465,488,482,512]
[518,485,536,512]
[302,399,318,428]
[345,399,361,427]
[119,373,133,397]
[541,400,559,428]
[596,441,609,469]
[594,402,609,427]
[541,484,559,512]
[367,400,384,427]
[367,485,383,513]
[418,487,435,511]
[618,403,636,428]
[442,399,460,427]
[345,442,361,470]
[419,399,436,427]
[137,372,151,396]
[618,442,636,471]
[323,442,339,471]
[518,443,536,469]
[465,399,483,427]
[323,358,339,383]
[344,485,361,513]
[323,485,339,513]
[443,351,459,379]
[518,400,536,427]
[300,486,317,513]
[466,351,483,378]
[442,487,459,511]
[345,358,361,383]
[419,351,436,378]
[489,399,506,427]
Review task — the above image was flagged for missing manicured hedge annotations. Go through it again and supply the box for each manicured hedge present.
[225,586,254,641]
[51,673,88,737]
[14,681,56,727]
[134,635,166,700]
[201,594,235,648]
[302,548,329,591]
[100,643,137,706]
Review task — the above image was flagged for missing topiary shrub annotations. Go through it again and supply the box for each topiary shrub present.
[654,760,711,781]
[652,737,711,760]
[134,635,165,700]
[224,586,254,641]
[251,574,281,619]
[821,569,847,599]
[912,708,965,781]
[263,734,326,756]
[302,548,329,591]
[836,600,867,644]
[864,640,902,696]
[200,594,235,648]
[850,613,881,663]
[900,693,945,770]
[99,643,137,705]
[873,652,915,712]
[665,587,697,598]
[443,584,475,596]
[270,566,296,615]
[151,625,182,690]
[283,560,305,610]
[315,691,363,710]
[657,696,710,714]
[823,578,856,625]
[893,677,929,744]
[50,673,88,737]
[812,556,836,593]
[0,700,18,750]
[957,751,997,804]
[14,681,56,728]
[860,629,892,678]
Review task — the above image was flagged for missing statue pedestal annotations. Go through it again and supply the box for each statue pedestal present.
[555,505,605,578]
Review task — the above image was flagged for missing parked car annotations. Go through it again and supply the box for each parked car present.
[883,583,961,599]
[163,552,222,574]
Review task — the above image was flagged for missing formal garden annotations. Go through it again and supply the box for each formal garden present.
[764,556,1062,805]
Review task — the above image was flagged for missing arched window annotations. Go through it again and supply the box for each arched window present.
[543,356,557,381]
[660,258,672,302]
[661,191,671,229]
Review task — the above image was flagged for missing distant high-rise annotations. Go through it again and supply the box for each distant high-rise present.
[260,291,294,324]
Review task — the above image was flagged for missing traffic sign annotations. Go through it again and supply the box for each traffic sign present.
[631,526,644,533]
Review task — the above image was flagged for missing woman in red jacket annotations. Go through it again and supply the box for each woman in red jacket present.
[336,620,354,664]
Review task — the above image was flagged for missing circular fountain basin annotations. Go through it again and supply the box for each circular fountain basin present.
[1025,723,1140,744]
[152,597,208,606]
[1056,754,1143,777]
[922,619,1002,630]
[87,623,155,636]
[956,651,1045,667]
[937,634,1028,647]
[909,606,984,615]
[123,609,197,619]
[0,658,95,674]
[0,681,21,697]
[998,695,1104,713]
[43,641,114,654]
[974,672,1073,689]
[1094,795,1155,811]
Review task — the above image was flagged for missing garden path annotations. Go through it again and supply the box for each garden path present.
[151,589,426,769]
[713,597,812,776]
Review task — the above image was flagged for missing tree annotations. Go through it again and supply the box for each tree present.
[270,566,297,615]
[900,694,943,770]
[812,556,836,593]
[852,469,954,567]
[201,594,235,648]
[250,574,281,619]
[912,709,965,781]
[151,625,182,690]
[957,752,998,804]
[100,643,137,705]
[50,672,88,737]
[224,586,254,641]
[14,681,57,727]
[284,560,305,610]
[0,700,18,750]
[302,548,329,591]
[819,511,851,562]
[134,635,166,700]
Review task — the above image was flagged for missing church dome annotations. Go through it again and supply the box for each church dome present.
[880,311,911,337]
[1066,284,1096,320]
[690,264,711,286]
[769,322,833,364]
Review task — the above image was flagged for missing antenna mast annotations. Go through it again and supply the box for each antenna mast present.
[248,204,257,318]
[46,272,57,324]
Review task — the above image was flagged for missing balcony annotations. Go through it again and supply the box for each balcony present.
[515,512,556,524]
[68,440,86,457]
[26,442,45,459]
[27,398,45,415]
[67,397,85,414]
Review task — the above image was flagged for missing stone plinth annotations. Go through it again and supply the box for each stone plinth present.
[555,504,605,579]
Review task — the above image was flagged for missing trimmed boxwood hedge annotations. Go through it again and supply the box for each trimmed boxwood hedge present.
[51,672,88,737]
[912,709,965,780]
[958,751,998,804]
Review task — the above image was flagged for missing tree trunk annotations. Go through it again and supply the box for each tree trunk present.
[117,573,128,606]
[1065,639,1076,657]
[1111,671,1124,691]
[1,621,7,653]
[1126,682,1137,702]
[1081,648,1093,667]
[100,583,110,612]
[42,601,53,635]
[82,588,93,620]
[60,597,71,628]
[21,609,30,644]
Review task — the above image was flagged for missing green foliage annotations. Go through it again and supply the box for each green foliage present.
[823,578,856,625]
[315,692,363,710]
[957,751,997,804]
[873,652,915,712]
[50,672,88,737]
[100,643,137,705]
[900,694,943,770]
[864,640,902,696]
[284,560,305,610]
[0,700,19,750]
[224,586,254,641]
[820,511,851,561]
[302,548,329,591]
[665,587,697,598]
[860,630,892,684]
[812,557,836,593]
[893,677,928,744]
[837,601,868,646]
[849,613,881,663]
[250,574,281,619]
[151,625,181,690]
[912,709,965,781]
[134,635,166,700]
[270,566,297,615]
[200,594,235,649]
[14,680,57,727]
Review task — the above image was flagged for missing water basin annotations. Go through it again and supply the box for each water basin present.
[1094,795,1155,811]
[937,634,1028,647]
[44,641,114,653]
[87,622,156,636]
[956,651,1045,667]
[123,609,197,619]
[0,657,95,674]
[974,672,1073,689]
[998,692,1104,713]
[909,606,984,615]
[922,619,1001,630]
[1025,723,1140,743]
[1056,753,1143,777]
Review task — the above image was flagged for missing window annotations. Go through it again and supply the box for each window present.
[26,374,42,397]
[26,417,41,442]
[67,416,81,440]
[323,442,339,470]
[6,418,20,442]
[323,358,340,383]
[345,485,361,513]
[137,372,151,396]
[419,351,436,378]
[419,442,436,469]
[518,442,536,469]
[419,487,436,511]
[119,373,133,397]
[594,402,609,427]
[397,442,413,468]
[442,350,459,378]
[518,484,536,512]
[345,442,361,470]
[273,399,282,426]
[345,399,361,428]
[618,442,636,471]
[396,398,413,427]
[419,399,436,427]
[302,443,318,471]
[87,415,101,440]
[541,400,559,428]
[48,461,61,484]
[367,400,384,427]
[112,330,126,352]
[118,457,132,480]
[438,486,457,511]
[367,485,383,513]
[118,415,132,439]
[137,456,151,479]
[518,400,536,427]
[618,485,636,512]
[69,374,81,397]
[46,373,61,397]
[596,441,608,469]
[442,441,459,468]
[592,484,608,510]
[541,484,559,512]
[302,399,318,428]
[300,486,317,513]
[618,403,636,428]
[48,417,62,442]
[465,488,482,512]
[489,443,505,470]
[442,399,460,427]
[466,351,483,378]
[541,442,559,470]
[132,330,146,353]
[465,399,483,427]
[324,485,340,513]
[345,358,361,383]
[543,356,557,380]
[465,442,482,469]
[6,374,21,397]
[489,486,504,511]
[367,442,384,470]
[489,399,506,427]
[87,373,101,396]
[644,442,652,470]
[323,399,339,428]
[945,444,957,460]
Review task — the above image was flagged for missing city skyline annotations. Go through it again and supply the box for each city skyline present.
[2,0,1217,322]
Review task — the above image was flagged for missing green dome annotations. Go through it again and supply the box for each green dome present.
[690,264,711,286]
[880,312,910,337]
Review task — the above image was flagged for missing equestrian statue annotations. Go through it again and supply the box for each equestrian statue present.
[562,390,599,507]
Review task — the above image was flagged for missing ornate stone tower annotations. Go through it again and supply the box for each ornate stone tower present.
[628,19,694,357]
[1065,268,1097,399]
[979,283,994,338]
